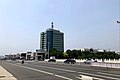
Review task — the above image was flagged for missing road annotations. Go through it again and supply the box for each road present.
[0,61,120,80]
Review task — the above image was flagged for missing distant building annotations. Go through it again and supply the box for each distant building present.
[115,51,120,55]
[34,49,46,61]
[93,49,99,53]
[98,49,106,52]
[40,22,64,52]
[0,56,5,60]
[20,53,26,59]
[16,53,21,59]
[80,48,90,52]
[26,52,32,60]
[5,54,16,60]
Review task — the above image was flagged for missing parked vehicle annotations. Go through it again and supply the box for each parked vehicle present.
[48,59,56,62]
[64,59,76,64]
[94,60,98,62]
[38,58,44,61]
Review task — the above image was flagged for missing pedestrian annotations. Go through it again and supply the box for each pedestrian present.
[22,60,24,64]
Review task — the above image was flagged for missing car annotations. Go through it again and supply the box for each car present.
[94,60,98,62]
[64,59,76,64]
[48,59,56,62]
[84,59,93,64]
[38,58,44,61]
[84,59,97,64]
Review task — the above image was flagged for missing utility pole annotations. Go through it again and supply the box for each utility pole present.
[48,42,49,59]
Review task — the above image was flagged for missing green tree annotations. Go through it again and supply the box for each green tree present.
[71,50,79,58]
[64,49,120,59]
[50,48,58,56]
[66,49,72,58]
[63,52,69,58]
[57,51,64,59]
[50,48,64,59]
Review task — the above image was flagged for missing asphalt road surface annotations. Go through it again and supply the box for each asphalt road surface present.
[0,61,120,80]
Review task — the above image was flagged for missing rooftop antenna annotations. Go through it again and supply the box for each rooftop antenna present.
[51,22,54,29]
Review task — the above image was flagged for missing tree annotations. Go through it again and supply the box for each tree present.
[66,49,72,58]
[71,50,79,59]
[50,48,64,59]
[77,50,82,59]
[64,49,120,59]
[90,48,94,52]
[50,48,58,57]
[63,52,69,58]
[57,51,64,59]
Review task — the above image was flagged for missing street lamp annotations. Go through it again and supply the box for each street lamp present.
[117,20,120,51]
[48,42,50,59]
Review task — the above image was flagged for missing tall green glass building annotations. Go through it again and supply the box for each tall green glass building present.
[40,22,64,52]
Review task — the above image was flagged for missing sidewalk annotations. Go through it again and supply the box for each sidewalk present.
[0,66,17,80]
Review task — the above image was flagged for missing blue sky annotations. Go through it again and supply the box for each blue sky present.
[0,0,119,55]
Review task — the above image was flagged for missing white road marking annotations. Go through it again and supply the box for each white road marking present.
[92,77,105,80]
[97,72,120,77]
[26,61,119,75]
[26,64,120,80]
[31,65,76,73]
[14,64,73,80]
[55,75,73,80]
[79,75,105,80]
[78,72,120,80]
[7,62,120,80]
[76,75,105,80]
[76,77,82,79]
[79,75,93,80]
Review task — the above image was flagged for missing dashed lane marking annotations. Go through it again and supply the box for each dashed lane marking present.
[97,72,120,77]
[76,75,105,80]
[78,72,120,80]
[7,62,120,80]
[11,64,73,80]
[24,64,120,80]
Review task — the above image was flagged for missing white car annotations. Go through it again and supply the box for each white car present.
[84,59,97,64]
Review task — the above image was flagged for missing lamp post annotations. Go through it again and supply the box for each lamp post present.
[117,20,120,51]
[48,42,50,59]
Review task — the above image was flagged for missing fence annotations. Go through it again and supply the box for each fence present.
[91,62,120,68]
[45,59,120,63]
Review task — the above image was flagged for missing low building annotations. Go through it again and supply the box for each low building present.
[34,49,47,61]
[16,53,21,59]
[26,52,32,60]
[93,49,99,53]
[20,53,26,59]
[4,54,16,60]
[80,48,90,52]
[98,49,106,52]
[115,51,120,55]
[0,56,5,60]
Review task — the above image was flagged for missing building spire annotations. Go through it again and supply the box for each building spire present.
[51,22,54,29]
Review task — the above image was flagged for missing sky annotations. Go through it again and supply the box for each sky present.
[0,0,119,55]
